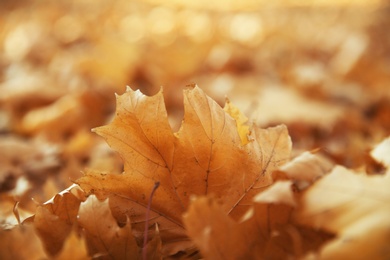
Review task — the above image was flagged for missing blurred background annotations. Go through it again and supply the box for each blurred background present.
[0,0,389,211]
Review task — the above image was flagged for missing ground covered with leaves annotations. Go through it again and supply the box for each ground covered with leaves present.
[0,0,389,259]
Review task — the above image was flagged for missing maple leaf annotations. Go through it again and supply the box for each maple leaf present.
[78,195,161,259]
[272,151,334,190]
[0,198,32,229]
[298,165,390,259]
[0,223,46,259]
[76,86,291,255]
[55,230,89,260]
[33,184,85,256]
[183,181,332,259]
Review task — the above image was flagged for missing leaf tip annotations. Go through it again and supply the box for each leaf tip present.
[91,126,103,136]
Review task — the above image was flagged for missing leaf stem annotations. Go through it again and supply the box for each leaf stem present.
[143,181,160,260]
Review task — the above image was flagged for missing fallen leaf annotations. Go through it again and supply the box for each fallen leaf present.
[1,1,389,259]
[0,136,59,193]
[76,86,291,255]
[273,151,334,190]
[183,196,247,260]
[55,229,89,260]
[20,90,109,141]
[34,184,84,256]
[0,223,46,259]
[370,136,390,168]
[254,180,296,206]
[0,197,32,230]
[298,165,390,260]
[78,195,161,259]
[229,86,344,128]
[184,181,332,259]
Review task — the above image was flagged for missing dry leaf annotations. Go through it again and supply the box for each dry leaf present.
[299,165,390,259]
[254,180,296,206]
[0,223,46,259]
[78,195,141,259]
[184,181,332,259]
[20,90,109,141]
[183,196,248,259]
[76,86,291,255]
[229,86,344,128]
[55,230,89,260]
[0,136,59,193]
[1,1,390,259]
[273,151,334,190]
[34,184,84,256]
[0,197,32,230]
[370,136,390,168]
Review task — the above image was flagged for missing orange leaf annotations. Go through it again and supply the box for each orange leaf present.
[78,195,161,259]
[370,136,390,168]
[273,151,334,189]
[0,223,46,259]
[76,86,291,255]
[34,184,84,256]
[55,230,89,260]
[184,181,332,259]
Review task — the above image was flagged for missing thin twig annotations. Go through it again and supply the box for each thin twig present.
[143,181,160,260]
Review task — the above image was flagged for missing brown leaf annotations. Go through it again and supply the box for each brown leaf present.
[298,166,390,259]
[183,196,246,260]
[0,223,46,259]
[0,136,59,193]
[254,180,297,206]
[273,151,334,190]
[34,184,84,256]
[229,86,344,128]
[78,195,159,259]
[20,90,108,141]
[370,136,390,168]
[0,197,33,229]
[76,86,291,255]
[184,181,332,259]
[55,230,89,260]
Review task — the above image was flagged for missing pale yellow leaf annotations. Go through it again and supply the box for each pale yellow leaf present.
[299,166,390,260]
